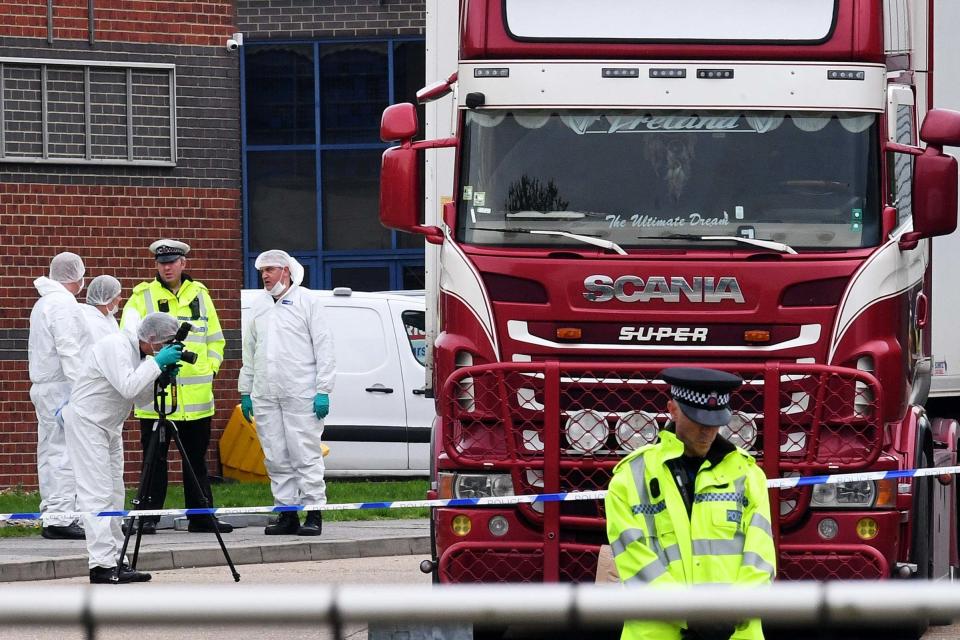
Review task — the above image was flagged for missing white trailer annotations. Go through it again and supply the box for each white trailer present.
[930,0,960,398]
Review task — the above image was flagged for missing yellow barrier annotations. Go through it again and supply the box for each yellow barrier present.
[219,404,329,483]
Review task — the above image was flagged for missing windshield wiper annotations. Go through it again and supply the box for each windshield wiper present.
[473,227,627,255]
[661,234,797,255]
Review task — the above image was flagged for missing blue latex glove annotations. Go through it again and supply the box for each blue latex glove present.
[314,393,330,419]
[153,344,183,369]
[240,394,253,422]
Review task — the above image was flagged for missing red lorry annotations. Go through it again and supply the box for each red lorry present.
[379,0,960,595]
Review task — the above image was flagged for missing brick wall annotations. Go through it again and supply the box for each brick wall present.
[237,0,425,39]
[0,1,234,46]
[0,3,242,491]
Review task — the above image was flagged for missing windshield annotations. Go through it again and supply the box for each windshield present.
[457,110,881,251]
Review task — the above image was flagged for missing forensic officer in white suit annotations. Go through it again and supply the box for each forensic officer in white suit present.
[28,251,91,540]
[62,312,183,584]
[80,275,122,341]
[238,250,335,536]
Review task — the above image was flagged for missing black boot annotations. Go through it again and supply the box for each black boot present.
[89,565,151,584]
[187,517,234,533]
[121,519,156,535]
[119,562,152,583]
[264,511,300,535]
[42,521,85,540]
[298,511,323,536]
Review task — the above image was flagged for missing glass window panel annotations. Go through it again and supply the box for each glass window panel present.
[398,231,424,249]
[402,265,426,290]
[329,266,390,292]
[319,42,388,144]
[248,151,318,252]
[393,40,426,137]
[891,104,914,226]
[245,45,316,146]
[322,149,389,250]
[402,309,427,365]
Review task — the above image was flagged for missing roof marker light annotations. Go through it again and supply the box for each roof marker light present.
[602,67,639,78]
[650,68,686,79]
[474,68,509,78]
[697,68,734,79]
[828,70,866,81]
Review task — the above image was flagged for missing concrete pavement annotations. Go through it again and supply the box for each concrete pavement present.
[0,516,430,582]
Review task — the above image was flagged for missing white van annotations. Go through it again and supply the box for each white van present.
[240,288,432,476]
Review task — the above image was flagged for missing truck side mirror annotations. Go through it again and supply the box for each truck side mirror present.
[381,103,418,142]
[379,103,457,245]
[900,109,960,250]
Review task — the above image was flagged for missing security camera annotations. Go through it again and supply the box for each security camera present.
[226,32,243,52]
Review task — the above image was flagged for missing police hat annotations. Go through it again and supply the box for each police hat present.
[660,367,742,427]
[149,239,190,263]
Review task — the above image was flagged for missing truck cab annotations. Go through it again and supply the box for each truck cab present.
[379,0,960,591]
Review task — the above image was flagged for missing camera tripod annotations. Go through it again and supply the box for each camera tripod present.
[119,369,240,581]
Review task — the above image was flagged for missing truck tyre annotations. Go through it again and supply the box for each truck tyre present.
[899,448,934,640]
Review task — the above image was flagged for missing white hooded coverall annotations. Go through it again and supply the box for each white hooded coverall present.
[62,332,162,569]
[238,285,336,506]
[28,276,92,526]
[80,304,120,342]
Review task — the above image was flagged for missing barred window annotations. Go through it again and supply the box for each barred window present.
[0,57,176,166]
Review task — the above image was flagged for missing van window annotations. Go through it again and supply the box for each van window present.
[325,306,388,374]
[402,310,427,366]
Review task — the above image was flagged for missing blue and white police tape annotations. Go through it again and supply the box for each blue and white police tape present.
[2,464,958,522]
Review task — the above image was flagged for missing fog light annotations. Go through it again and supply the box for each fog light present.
[856,517,879,540]
[818,517,839,540]
[452,515,472,537]
[488,515,509,537]
[566,410,608,453]
[615,411,659,451]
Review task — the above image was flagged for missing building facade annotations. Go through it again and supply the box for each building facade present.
[1,0,426,490]
[237,0,426,291]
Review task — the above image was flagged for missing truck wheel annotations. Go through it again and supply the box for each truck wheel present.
[896,448,934,640]
[911,449,933,581]
[428,512,440,584]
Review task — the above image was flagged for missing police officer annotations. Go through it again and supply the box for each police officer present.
[120,239,231,534]
[605,367,776,640]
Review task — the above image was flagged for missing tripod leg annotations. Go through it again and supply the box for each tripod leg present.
[119,420,162,568]
[168,422,241,582]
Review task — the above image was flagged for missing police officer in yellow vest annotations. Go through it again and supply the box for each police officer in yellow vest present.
[119,239,232,534]
[605,368,775,640]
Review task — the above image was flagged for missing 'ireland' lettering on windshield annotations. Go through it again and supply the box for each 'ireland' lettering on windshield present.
[605,212,731,229]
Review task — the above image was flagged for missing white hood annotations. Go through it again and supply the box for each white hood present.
[34,276,74,299]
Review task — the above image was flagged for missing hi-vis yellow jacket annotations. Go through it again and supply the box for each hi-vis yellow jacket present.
[120,276,225,421]
[605,430,776,640]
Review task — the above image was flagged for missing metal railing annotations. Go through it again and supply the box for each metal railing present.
[1,582,957,636]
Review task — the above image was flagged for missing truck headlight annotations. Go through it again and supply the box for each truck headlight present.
[438,472,514,499]
[721,411,757,450]
[811,479,896,508]
[615,411,659,451]
[566,409,608,453]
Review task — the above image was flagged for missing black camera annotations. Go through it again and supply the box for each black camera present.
[168,322,199,365]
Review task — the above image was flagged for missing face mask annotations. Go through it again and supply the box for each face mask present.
[108,304,119,316]
[266,280,287,297]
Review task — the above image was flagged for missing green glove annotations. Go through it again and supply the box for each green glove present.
[153,344,182,369]
[314,393,330,419]
[240,394,253,422]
